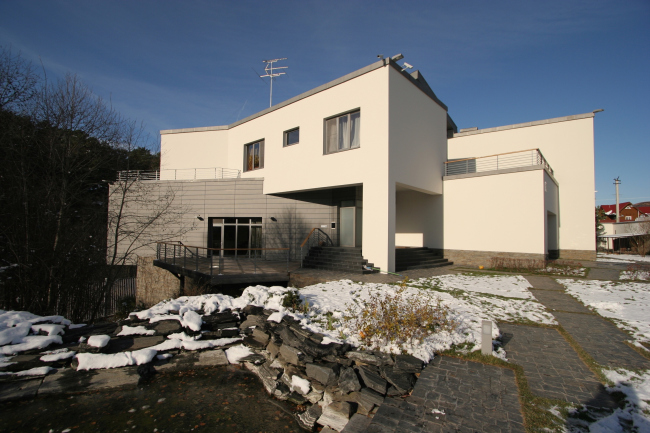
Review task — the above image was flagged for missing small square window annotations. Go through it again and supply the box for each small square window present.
[284,127,299,147]
[244,140,264,172]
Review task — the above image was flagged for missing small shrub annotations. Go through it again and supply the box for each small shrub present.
[490,257,585,276]
[490,257,546,271]
[343,278,459,352]
[282,289,303,312]
[114,296,143,320]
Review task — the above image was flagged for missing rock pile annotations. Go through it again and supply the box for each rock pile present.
[234,306,425,432]
[1,304,426,432]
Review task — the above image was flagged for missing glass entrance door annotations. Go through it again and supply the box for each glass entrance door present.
[340,207,355,247]
[209,217,263,257]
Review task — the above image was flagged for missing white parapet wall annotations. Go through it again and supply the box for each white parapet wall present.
[444,169,552,258]
[449,113,596,260]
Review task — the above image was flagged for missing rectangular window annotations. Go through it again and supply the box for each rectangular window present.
[324,110,360,154]
[284,127,299,147]
[244,140,264,172]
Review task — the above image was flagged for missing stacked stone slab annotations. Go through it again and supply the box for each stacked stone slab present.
[1,304,426,432]
[238,308,425,432]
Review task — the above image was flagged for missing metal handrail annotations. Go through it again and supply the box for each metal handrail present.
[299,228,334,268]
[156,241,290,276]
[444,148,553,176]
[117,167,241,181]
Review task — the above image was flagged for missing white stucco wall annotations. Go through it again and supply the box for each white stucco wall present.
[448,116,596,255]
[395,190,443,248]
[160,129,229,179]
[444,169,547,254]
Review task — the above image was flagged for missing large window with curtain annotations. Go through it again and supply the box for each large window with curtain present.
[324,110,360,154]
[244,140,264,172]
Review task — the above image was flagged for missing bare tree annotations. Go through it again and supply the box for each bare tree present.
[0,46,39,112]
[629,219,650,257]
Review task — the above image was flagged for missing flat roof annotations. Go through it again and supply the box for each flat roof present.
[451,112,596,138]
[162,59,452,135]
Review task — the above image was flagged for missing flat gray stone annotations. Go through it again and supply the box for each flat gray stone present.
[0,378,42,401]
[297,404,322,430]
[245,361,280,394]
[306,362,338,386]
[150,320,181,335]
[279,344,303,365]
[393,354,423,373]
[339,366,361,393]
[358,366,387,395]
[195,349,228,367]
[318,401,352,432]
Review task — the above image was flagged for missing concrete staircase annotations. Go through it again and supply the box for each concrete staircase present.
[302,246,379,274]
[395,247,452,272]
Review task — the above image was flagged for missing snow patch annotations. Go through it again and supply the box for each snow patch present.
[76,348,157,370]
[117,325,155,336]
[87,335,110,348]
[225,345,253,364]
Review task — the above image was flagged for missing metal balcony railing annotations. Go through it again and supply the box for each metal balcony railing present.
[117,167,241,181]
[445,148,553,176]
[156,241,290,277]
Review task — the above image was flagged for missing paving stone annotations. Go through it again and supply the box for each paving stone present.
[341,413,372,433]
[306,362,339,386]
[500,323,617,407]
[525,275,565,290]
[366,356,525,433]
[528,289,592,313]
[587,268,619,281]
[0,377,42,402]
[553,312,650,370]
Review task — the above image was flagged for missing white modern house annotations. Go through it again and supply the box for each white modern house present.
[116,55,599,281]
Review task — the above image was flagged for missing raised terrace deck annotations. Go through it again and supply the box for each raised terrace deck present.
[154,242,296,285]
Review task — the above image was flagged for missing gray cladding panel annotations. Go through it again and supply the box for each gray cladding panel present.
[109,178,338,263]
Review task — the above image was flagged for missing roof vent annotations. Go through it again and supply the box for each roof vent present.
[459,127,478,133]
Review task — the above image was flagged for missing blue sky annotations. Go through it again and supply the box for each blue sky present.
[1,0,648,205]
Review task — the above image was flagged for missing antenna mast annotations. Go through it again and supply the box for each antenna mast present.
[260,58,287,107]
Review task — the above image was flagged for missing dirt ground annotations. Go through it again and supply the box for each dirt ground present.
[0,366,302,433]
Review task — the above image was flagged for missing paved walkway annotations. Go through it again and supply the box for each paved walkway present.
[499,324,616,407]
[366,356,525,433]
[524,275,650,371]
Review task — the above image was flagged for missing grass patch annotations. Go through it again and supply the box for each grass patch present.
[555,325,610,385]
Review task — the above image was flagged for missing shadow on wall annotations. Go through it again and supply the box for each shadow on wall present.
[264,206,309,261]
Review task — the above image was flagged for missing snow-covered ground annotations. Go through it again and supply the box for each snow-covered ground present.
[557,279,650,348]
[407,274,557,326]
[621,270,650,281]
[597,252,650,263]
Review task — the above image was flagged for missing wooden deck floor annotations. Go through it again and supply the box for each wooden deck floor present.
[154,257,299,285]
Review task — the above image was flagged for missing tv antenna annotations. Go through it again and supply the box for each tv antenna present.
[259,58,288,107]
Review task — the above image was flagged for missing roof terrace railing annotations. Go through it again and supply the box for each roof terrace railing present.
[117,167,241,181]
[444,148,553,176]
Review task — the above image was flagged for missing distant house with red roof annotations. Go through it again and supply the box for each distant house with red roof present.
[599,202,649,222]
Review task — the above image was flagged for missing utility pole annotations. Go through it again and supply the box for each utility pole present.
[614,177,621,223]
[260,58,288,108]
